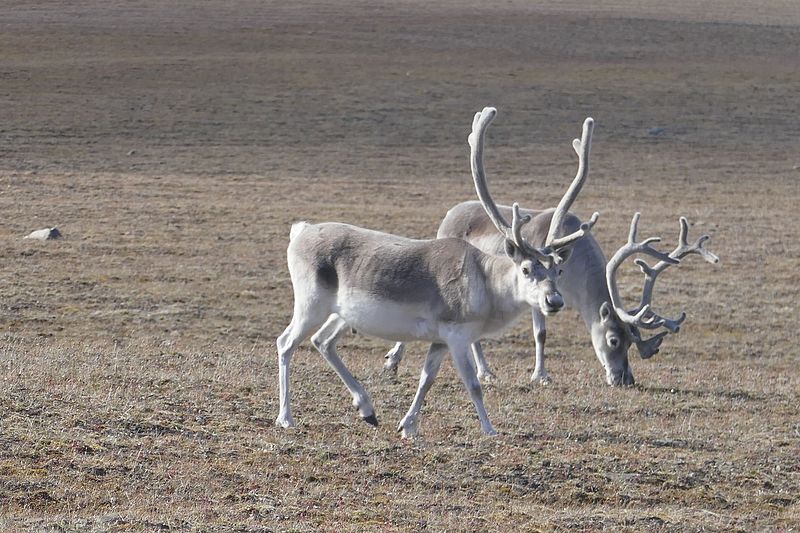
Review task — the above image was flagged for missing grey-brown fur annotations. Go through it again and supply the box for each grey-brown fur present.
[385,200,635,386]
[440,201,610,322]
[276,107,591,437]
[387,200,716,386]
[277,219,561,437]
[289,222,487,323]
[383,111,624,386]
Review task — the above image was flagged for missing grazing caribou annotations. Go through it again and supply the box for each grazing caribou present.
[275,107,596,437]
[383,139,719,387]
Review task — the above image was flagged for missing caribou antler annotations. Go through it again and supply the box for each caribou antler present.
[606,213,681,330]
[606,213,719,358]
[468,107,544,260]
[632,217,720,331]
[469,109,598,262]
[545,117,601,253]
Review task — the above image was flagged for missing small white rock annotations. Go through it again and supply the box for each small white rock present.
[24,227,62,241]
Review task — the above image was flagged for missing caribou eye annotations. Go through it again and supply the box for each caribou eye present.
[608,336,620,348]
[558,269,564,276]
[521,266,530,276]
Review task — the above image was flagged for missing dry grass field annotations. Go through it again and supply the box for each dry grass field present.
[1,1,799,531]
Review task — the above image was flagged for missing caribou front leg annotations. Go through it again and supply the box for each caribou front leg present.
[530,307,552,385]
[311,315,378,426]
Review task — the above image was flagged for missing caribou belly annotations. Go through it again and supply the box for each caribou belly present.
[335,294,441,342]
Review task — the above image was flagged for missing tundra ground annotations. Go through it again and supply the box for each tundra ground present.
[1,1,799,530]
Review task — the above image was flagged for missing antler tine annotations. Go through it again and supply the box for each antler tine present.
[606,213,680,330]
[548,210,601,250]
[468,107,539,257]
[583,211,600,230]
[644,217,719,273]
[471,110,483,133]
[511,203,533,252]
[546,117,594,249]
[676,217,720,264]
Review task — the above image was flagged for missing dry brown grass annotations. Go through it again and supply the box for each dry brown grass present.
[1,1,799,531]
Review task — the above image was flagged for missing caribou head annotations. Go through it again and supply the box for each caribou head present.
[469,107,598,316]
[598,213,720,385]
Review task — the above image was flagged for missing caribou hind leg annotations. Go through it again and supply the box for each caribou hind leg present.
[311,315,378,426]
[470,342,497,383]
[383,342,405,374]
[275,308,330,428]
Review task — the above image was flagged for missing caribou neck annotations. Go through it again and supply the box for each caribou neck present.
[564,238,613,329]
[478,253,532,330]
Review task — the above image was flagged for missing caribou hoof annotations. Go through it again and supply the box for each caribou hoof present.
[531,372,552,386]
[478,370,498,385]
[275,414,296,428]
[397,417,419,439]
[362,413,379,427]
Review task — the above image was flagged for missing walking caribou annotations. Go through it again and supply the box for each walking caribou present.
[383,131,719,387]
[275,107,597,437]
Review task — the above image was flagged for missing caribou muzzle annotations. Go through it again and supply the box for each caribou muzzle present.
[542,292,564,315]
[606,361,635,386]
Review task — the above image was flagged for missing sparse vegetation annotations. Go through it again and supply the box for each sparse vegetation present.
[1,1,799,530]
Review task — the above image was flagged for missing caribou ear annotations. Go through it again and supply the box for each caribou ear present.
[599,301,614,324]
[554,247,572,265]
[504,239,518,259]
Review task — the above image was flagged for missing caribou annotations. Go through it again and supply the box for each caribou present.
[275,107,596,437]
[383,134,719,387]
